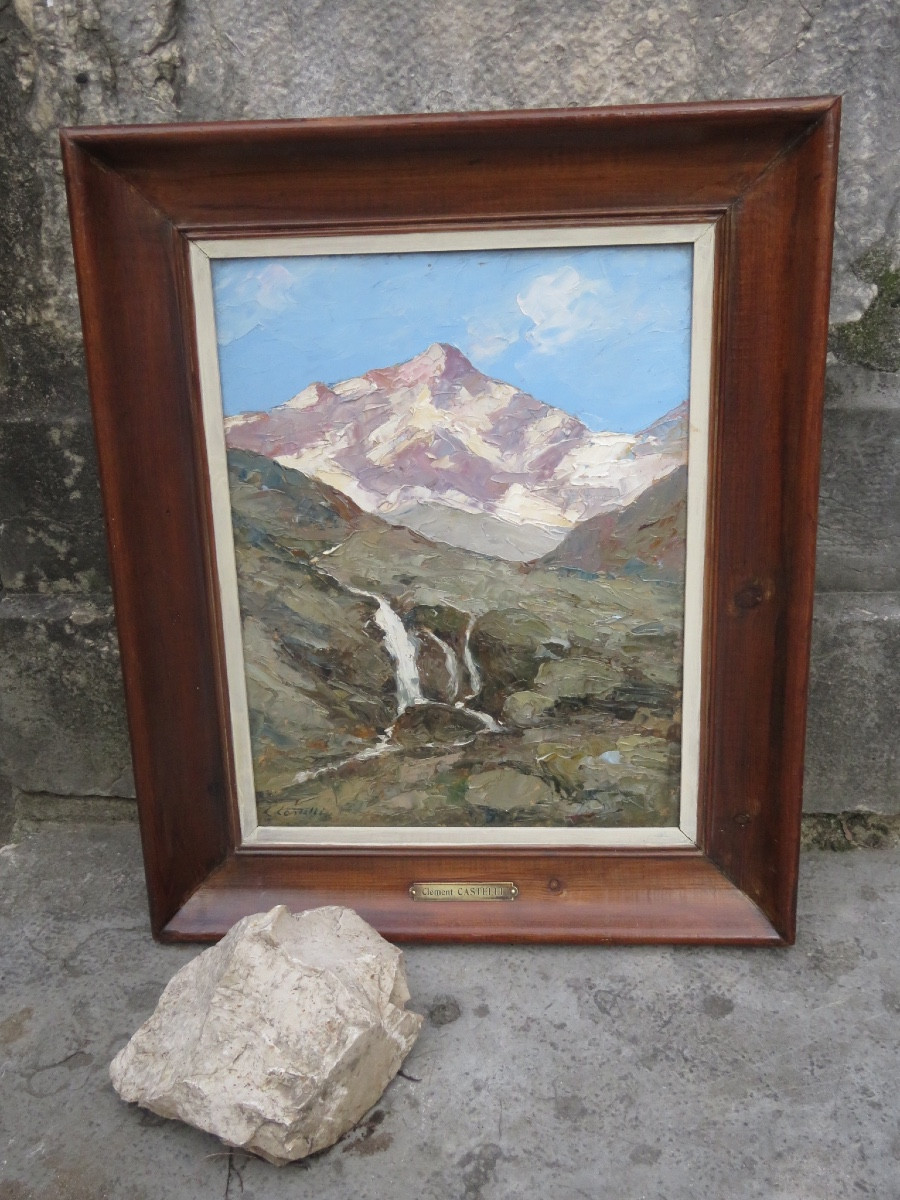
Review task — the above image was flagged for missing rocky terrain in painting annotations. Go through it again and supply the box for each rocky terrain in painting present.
[224,345,689,830]
[540,464,688,577]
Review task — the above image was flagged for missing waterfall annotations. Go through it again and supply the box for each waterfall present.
[339,581,424,714]
[462,616,482,698]
[339,586,501,733]
[426,631,461,700]
[296,558,502,787]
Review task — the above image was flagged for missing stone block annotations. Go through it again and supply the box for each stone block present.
[816,366,900,592]
[0,594,133,796]
[0,772,13,843]
[110,905,422,1164]
[0,417,109,593]
[825,364,900,415]
[1,0,899,824]
[12,791,137,834]
[804,592,900,814]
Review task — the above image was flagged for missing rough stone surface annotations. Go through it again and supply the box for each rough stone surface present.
[0,772,14,843]
[801,810,900,851]
[0,593,133,796]
[0,417,108,594]
[109,905,422,1165]
[11,790,137,833]
[0,0,898,811]
[816,365,900,592]
[804,592,900,813]
[829,244,900,371]
[2,822,900,1198]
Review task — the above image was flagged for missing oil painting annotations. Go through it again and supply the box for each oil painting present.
[205,234,704,835]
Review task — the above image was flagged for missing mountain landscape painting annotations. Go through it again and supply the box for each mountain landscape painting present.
[210,241,696,832]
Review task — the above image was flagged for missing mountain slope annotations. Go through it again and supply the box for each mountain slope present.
[387,500,565,561]
[227,448,684,828]
[540,464,688,576]
[227,446,384,557]
[226,448,400,790]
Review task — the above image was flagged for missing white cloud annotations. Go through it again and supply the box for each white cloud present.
[516,266,632,353]
[254,263,295,312]
[466,315,522,361]
[214,262,298,345]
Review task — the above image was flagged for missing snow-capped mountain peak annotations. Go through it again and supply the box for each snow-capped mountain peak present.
[224,345,687,549]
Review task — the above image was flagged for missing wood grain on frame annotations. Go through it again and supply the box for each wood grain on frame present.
[61,98,841,944]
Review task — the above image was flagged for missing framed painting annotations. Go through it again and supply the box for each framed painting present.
[61,98,840,944]
[193,224,712,850]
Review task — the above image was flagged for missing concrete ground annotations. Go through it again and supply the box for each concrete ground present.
[0,824,897,1200]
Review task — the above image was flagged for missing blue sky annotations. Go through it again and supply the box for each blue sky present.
[211,244,693,433]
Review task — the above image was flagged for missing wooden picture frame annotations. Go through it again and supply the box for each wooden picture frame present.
[61,97,840,945]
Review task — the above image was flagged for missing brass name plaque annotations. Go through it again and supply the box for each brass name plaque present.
[409,882,519,902]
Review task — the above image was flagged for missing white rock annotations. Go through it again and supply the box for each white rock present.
[109,905,422,1164]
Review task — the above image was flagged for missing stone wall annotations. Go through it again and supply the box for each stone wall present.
[1,0,897,826]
